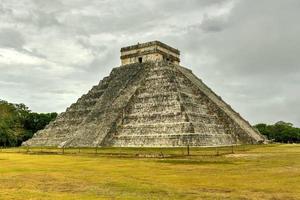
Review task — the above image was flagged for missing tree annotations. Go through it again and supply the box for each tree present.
[22,112,57,144]
[0,100,57,147]
[254,121,300,143]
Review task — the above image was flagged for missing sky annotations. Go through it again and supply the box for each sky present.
[0,0,299,126]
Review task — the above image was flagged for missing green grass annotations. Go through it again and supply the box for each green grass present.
[0,144,299,199]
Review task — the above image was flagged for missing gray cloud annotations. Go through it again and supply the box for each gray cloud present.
[199,15,228,32]
[0,28,25,48]
[0,0,299,126]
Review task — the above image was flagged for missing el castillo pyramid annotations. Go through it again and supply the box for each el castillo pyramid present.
[23,41,266,147]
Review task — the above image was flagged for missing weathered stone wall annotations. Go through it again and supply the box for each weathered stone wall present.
[120,41,180,65]
[176,66,264,143]
[23,61,265,147]
[121,53,163,65]
[109,62,265,147]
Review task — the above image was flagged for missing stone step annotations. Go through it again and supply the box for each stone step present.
[127,102,181,114]
[118,122,193,135]
[136,91,178,99]
[130,100,180,108]
[112,133,234,147]
[125,111,183,119]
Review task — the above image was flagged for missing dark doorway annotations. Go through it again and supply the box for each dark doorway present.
[138,57,143,63]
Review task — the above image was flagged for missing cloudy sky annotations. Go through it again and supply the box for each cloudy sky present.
[0,0,299,126]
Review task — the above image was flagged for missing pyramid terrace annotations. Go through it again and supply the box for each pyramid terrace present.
[23,41,266,147]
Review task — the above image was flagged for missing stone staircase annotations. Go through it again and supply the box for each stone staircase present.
[24,61,266,147]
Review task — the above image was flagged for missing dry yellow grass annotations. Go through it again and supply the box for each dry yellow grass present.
[0,144,299,199]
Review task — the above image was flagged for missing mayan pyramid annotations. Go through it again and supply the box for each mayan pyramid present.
[23,41,266,147]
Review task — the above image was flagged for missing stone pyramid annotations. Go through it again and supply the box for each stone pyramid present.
[23,41,265,147]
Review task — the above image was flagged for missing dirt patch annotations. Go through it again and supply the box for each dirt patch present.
[225,153,261,158]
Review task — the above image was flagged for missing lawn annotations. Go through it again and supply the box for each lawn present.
[0,144,299,200]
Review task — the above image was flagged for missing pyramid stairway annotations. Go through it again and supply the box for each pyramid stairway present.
[24,61,265,147]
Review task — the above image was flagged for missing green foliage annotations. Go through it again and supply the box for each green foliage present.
[22,112,57,142]
[254,121,300,143]
[0,100,57,147]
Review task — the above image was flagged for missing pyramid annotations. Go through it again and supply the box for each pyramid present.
[23,41,266,147]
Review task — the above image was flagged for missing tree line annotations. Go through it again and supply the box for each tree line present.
[254,121,300,143]
[0,100,57,147]
[1,100,299,147]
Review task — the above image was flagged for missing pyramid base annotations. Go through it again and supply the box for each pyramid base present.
[110,133,242,147]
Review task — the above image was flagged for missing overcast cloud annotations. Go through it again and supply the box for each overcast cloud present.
[0,0,299,126]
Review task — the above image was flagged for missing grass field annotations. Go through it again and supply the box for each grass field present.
[0,144,299,200]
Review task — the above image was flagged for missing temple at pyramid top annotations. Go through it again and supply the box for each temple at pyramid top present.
[120,41,180,65]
